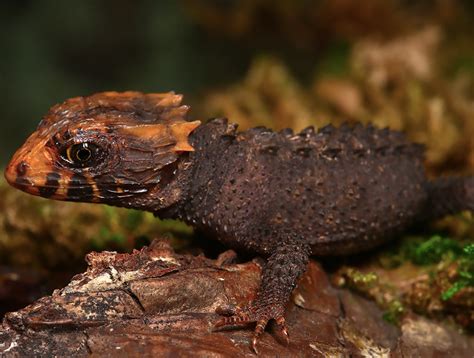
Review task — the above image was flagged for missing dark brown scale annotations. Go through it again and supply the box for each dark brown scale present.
[169,119,424,256]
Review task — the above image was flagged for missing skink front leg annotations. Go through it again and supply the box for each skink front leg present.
[215,241,310,354]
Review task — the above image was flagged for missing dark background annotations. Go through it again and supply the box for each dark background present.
[1,0,474,165]
[1,0,254,164]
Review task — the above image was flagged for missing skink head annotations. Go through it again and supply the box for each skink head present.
[5,91,200,206]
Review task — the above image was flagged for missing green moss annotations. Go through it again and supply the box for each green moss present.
[396,235,474,302]
[338,267,378,292]
[405,235,463,266]
[382,300,404,325]
[463,243,474,256]
[350,270,378,287]
[378,235,462,268]
[441,244,474,300]
[378,233,474,308]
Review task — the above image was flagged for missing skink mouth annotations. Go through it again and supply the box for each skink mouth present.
[6,175,35,192]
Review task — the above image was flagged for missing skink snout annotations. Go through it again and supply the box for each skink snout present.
[4,158,32,189]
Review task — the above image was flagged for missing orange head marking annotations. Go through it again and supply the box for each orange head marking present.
[5,91,201,204]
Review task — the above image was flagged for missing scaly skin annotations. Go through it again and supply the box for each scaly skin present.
[5,92,474,353]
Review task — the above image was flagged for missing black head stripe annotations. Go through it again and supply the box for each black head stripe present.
[67,173,94,201]
[39,172,61,198]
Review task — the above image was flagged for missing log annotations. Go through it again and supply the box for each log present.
[1,239,473,357]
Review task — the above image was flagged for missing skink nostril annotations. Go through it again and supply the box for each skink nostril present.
[16,161,30,176]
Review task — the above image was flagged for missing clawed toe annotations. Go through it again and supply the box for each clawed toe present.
[251,319,268,354]
[214,311,252,329]
[214,306,289,354]
[276,316,290,346]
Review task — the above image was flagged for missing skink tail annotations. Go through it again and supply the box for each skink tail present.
[425,176,474,220]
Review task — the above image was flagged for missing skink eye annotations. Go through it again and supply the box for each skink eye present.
[69,144,91,162]
[64,142,102,168]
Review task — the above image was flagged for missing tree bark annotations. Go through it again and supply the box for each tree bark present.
[1,239,472,357]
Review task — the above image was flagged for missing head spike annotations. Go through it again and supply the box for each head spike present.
[171,120,201,152]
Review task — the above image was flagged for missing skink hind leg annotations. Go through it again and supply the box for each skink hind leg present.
[215,241,310,354]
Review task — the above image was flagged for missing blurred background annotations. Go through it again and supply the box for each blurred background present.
[2,0,473,167]
[1,0,474,326]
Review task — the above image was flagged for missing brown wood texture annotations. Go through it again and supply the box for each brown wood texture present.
[1,239,473,357]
